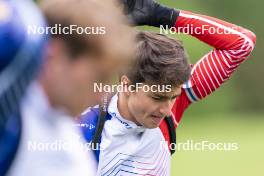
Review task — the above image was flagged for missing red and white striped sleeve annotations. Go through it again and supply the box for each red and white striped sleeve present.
[170,10,256,125]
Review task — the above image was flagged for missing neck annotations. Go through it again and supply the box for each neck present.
[117,93,137,124]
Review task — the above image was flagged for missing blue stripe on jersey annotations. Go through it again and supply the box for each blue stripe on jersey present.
[184,81,198,102]
[79,106,112,162]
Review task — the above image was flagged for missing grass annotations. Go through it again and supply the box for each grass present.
[171,113,264,176]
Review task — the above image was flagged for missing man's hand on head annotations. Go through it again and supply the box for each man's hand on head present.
[120,0,179,27]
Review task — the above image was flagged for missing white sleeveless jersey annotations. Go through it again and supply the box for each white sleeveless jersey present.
[97,94,171,176]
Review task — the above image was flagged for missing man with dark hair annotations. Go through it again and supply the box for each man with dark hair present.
[80,0,256,175]
[1,0,135,176]
[119,31,191,129]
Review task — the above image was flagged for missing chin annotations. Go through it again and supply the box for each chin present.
[143,122,159,129]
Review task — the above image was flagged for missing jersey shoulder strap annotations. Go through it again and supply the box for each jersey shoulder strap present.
[160,116,177,155]
[79,105,111,162]
[79,93,113,162]
[164,116,176,155]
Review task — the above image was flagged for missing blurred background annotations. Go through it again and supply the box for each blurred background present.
[139,0,264,175]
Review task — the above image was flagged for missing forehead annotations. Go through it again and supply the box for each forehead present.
[148,85,182,97]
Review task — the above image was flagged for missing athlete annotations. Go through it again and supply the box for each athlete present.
[80,0,256,175]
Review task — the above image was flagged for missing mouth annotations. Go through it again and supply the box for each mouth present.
[150,114,164,125]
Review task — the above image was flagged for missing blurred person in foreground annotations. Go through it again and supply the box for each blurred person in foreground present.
[0,0,134,176]
[80,0,256,175]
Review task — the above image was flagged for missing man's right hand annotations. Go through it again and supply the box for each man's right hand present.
[120,0,179,27]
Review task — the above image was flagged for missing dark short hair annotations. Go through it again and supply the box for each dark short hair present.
[125,31,191,87]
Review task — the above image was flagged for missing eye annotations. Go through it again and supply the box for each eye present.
[171,96,178,100]
[152,96,163,101]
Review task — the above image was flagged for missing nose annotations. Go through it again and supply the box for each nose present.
[159,100,174,117]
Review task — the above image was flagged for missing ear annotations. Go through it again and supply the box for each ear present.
[120,75,132,96]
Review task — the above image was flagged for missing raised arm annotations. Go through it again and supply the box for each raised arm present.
[170,10,256,125]
[175,10,256,103]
